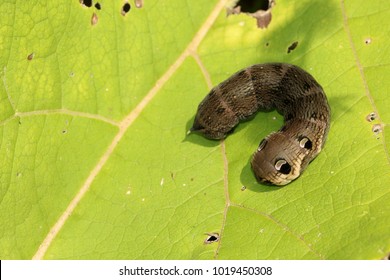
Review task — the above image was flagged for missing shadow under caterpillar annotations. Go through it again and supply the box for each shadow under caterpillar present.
[189,63,330,186]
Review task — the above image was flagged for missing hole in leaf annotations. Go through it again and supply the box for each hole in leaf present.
[235,0,269,13]
[121,2,131,15]
[204,233,220,244]
[80,0,93,8]
[228,0,275,28]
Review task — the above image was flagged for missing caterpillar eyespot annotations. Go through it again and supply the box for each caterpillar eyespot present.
[275,159,291,174]
[298,136,313,150]
[190,63,331,186]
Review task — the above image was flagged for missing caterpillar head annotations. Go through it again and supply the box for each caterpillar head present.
[251,132,312,186]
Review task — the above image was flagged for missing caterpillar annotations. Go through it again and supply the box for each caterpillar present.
[189,63,330,185]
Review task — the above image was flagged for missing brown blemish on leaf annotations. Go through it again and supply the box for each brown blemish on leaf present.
[364,38,372,45]
[91,12,98,25]
[287,41,298,53]
[227,0,276,29]
[366,112,377,122]
[27,53,35,61]
[372,124,383,138]
[134,0,143,8]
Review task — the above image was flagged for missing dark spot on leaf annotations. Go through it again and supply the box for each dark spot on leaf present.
[204,233,220,244]
[62,130,67,134]
[366,112,376,122]
[121,2,131,15]
[240,185,246,191]
[287,41,298,53]
[80,0,93,8]
[27,53,34,61]
[265,42,269,47]
[372,124,382,139]
[94,2,101,10]
[372,124,382,134]
[364,38,372,45]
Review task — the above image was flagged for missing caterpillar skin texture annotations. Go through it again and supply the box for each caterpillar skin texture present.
[190,63,330,186]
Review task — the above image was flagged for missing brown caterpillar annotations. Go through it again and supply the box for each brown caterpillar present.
[189,63,330,185]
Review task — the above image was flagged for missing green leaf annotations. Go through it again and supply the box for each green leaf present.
[1,0,389,259]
